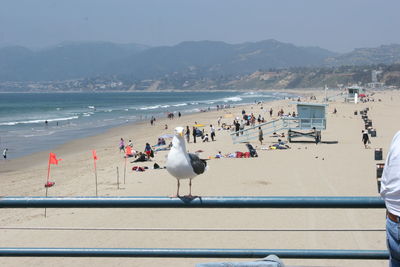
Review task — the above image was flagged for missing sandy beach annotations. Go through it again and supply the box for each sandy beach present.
[1,89,399,267]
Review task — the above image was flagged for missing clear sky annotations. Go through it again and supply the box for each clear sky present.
[1,0,399,52]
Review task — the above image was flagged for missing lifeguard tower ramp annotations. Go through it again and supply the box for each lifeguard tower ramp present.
[230,103,327,144]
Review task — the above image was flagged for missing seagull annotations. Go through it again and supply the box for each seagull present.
[166,126,207,197]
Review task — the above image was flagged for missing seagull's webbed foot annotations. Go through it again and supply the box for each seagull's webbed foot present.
[169,194,180,198]
[183,194,198,200]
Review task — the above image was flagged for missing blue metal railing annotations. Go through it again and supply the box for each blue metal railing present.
[0,196,388,260]
[0,248,388,259]
[0,196,385,209]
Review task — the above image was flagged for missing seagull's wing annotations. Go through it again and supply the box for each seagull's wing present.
[188,153,207,175]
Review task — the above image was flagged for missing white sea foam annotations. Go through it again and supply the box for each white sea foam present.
[0,116,79,126]
[23,131,55,138]
[223,96,242,102]
[172,103,187,107]
[140,105,161,110]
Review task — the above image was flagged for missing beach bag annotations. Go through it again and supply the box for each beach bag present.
[150,150,154,158]
[132,166,145,172]
[236,152,243,158]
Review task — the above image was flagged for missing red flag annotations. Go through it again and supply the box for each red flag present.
[126,146,132,156]
[49,153,62,165]
[92,150,98,160]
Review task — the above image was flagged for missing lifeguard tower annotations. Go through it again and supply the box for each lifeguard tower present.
[230,102,327,144]
[345,85,362,103]
[286,103,327,142]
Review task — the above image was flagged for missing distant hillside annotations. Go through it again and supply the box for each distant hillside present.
[113,39,337,80]
[1,40,400,83]
[0,42,149,81]
[325,44,400,66]
[0,39,336,81]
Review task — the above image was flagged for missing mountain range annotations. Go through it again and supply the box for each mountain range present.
[1,39,400,82]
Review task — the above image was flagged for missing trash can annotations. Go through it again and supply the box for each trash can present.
[370,129,377,137]
[375,148,383,160]
[354,111,358,115]
[376,163,385,178]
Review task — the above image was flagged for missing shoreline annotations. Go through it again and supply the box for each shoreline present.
[0,89,306,162]
[0,94,291,173]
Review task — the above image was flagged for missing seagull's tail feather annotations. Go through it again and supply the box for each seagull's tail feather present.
[200,159,209,172]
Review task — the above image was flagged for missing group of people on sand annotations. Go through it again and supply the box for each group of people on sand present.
[184,124,216,143]
[119,138,155,162]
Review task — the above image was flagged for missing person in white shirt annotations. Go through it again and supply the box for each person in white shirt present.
[210,125,216,141]
[381,131,400,266]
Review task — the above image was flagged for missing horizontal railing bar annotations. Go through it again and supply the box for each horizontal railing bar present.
[0,196,384,209]
[0,248,389,259]
[0,226,385,232]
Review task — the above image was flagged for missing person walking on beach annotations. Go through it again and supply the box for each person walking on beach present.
[210,125,216,141]
[192,127,197,143]
[144,143,152,160]
[119,138,125,153]
[3,148,8,160]
[185,126,190,143]
[258,127,263,145]
[380,131,400,266]
[235,120,240,137]
[362,130,370,148]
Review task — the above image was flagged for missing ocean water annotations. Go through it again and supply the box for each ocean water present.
[0,91,294,159]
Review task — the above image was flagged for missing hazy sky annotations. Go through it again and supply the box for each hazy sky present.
[1,0,399,52]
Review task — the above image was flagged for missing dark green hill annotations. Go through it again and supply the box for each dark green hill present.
[1,40,400,83]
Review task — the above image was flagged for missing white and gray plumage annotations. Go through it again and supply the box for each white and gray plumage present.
[166,126,207,197]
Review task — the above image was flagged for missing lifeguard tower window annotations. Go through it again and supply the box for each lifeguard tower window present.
[348,88,359,97]
[296,103,326,130]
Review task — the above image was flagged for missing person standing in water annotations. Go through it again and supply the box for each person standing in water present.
[3,148,8,160]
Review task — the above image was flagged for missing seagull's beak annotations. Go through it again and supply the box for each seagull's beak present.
[179,132,184,137]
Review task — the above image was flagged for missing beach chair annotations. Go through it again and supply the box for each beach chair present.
[246,144,258,157]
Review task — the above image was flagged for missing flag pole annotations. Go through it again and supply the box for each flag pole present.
[116,167,120,189]
[44,158,50,218]
[44,186,48,218]
[124,157,127,184]
[94,159,98,197]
